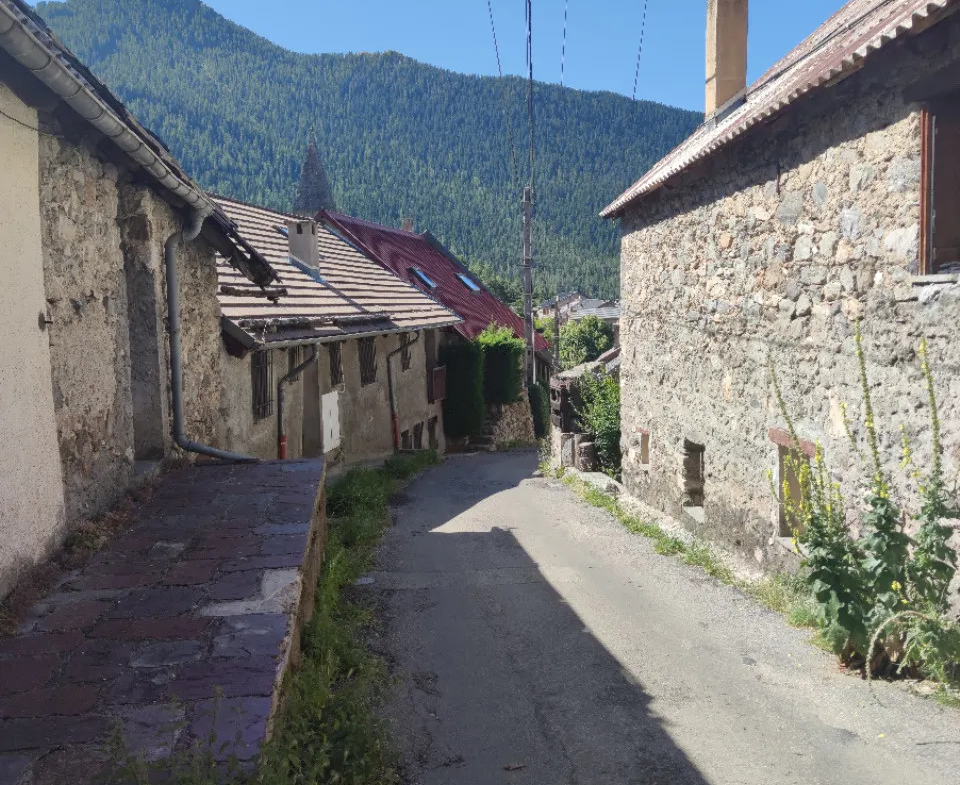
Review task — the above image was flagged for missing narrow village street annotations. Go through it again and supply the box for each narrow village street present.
[369,452,959,785]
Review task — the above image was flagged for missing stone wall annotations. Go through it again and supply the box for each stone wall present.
[488,398,536,448]
[618,16,960,571]
[38,131,225,526]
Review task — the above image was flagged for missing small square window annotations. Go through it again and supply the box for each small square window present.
[639,431,650,468]
[411,268,437,288]
[457,273,481,292]
[682,440,705,521]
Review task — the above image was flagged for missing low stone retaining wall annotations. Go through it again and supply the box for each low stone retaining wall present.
[488,398,536,448]
[0,459,326,783]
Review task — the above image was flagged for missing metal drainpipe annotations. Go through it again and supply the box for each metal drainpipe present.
[164,210,258,463]
[387,332,420,451]
[277,345,319,459]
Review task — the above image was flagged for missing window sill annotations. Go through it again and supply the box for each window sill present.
[910,273,960,286]
[638,463,651,473]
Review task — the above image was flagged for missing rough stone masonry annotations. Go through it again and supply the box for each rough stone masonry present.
[618,12,960,572]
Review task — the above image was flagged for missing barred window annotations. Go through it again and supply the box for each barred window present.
[252,351,273,421]
[329,342,344,387]
[428,416,439,449]
[287,345,303,381]
[401,429,412,450]
[400,333,412,372]
[359,337,377,386]
[413,421,424,450]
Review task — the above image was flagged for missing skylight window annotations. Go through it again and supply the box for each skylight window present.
[274,225,289,238]
[411,268,437,288]
[457,273,481,293]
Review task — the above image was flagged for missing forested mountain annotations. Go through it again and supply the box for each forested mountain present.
[36,0,700,298]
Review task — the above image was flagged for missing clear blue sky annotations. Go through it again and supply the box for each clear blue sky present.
[188,0,845,110]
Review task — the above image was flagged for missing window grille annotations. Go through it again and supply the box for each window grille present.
[287,345,303,381]
[428,417,439,449]
[359,337,377,386]
[252,351,273,421]
[329,342,344,386]
[413,421,424,449]
[400,333,412,372]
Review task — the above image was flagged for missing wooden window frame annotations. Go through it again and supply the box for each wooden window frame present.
[329,342,344,387]
[252,350,274,422]
[920,97,960,276]
[359,337,378,386]
[921,107,935,275]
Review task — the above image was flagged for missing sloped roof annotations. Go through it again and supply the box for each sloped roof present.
[601,0,956,218]
[571,304,621,322]
[319,211,552,355]
[0,0,277,286]
[213,196,460,349]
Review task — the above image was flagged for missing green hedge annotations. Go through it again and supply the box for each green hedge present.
[528,383,550,440]
[477,325,524,405]
[440,341,485,438]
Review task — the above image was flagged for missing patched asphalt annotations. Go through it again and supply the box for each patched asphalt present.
[367,451,958,785]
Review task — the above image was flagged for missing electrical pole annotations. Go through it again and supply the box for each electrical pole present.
[553,291,560,370]
[522,186,535,387]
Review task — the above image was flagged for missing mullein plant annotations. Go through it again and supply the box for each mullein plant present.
[772,325,959,682]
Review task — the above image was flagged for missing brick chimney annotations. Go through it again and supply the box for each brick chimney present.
[705,0,748,117]
[401,217,414,233]
[287,218,319,269]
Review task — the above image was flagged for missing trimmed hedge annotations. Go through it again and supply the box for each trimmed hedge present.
[477,325,524,405]
[440,341,485,438]
[528,383,550,440]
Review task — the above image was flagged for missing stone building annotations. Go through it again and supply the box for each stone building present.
[603,0,960,570]
[213,196,461,467]
[0,0,277,598]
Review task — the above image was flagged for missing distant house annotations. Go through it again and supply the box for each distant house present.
[535,291,584,321]
[0,0,277,596]
[569,300,621,346]
[319,212,554,381]
[604,0,960,569]
[214,196,461,465]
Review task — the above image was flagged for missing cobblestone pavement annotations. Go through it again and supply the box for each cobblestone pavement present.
[0,459,324,785]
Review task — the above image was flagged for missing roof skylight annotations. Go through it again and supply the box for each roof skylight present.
[457,273,481,293]
[411,268,437,288]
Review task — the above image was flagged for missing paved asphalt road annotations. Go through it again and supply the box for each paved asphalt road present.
[367,451,959,785]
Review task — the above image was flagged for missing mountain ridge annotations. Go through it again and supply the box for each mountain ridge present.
[35,0,701,298]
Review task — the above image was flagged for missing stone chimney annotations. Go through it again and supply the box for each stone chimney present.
[287,218,319,269]
[401,217,414,233]
[705,0,748,117]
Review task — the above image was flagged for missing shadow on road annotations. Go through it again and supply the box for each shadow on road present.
[375,452,712,785]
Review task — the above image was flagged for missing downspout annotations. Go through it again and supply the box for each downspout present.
[164,210,258,463]
[387,332,421,451]
[277,345,319,459]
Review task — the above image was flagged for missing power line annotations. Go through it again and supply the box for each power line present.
[486,0,520,191]
[560,0,569,88]
[632,0,650,101]
[525,0,535,197]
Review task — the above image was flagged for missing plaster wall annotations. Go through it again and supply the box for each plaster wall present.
[618,17,960,571]
[0,84,66,597]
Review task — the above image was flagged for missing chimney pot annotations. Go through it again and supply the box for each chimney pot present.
[705,0,748,117]
[287,218,320,269]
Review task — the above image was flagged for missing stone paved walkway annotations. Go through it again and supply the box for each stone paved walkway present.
[0,459,325,785]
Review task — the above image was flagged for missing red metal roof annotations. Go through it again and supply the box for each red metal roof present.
[319,211,552,354]
[601,0,956,217]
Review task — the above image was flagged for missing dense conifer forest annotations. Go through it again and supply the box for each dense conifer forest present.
[38,0,700,297]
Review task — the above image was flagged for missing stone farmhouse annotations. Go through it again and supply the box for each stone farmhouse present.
[213,195,461,466]
[0,0,282,597]
[604,0,960,570]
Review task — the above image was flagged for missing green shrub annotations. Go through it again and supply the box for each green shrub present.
[576,370,621,479]
[559,315,613,370]
[772,326,960,683]
[440,341,485,438]
[528,383,550,440]
[477,324,524,405]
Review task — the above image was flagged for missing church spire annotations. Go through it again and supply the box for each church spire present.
[293,131,336,215]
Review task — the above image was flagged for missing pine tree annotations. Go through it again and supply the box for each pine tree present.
[293,132,336,214]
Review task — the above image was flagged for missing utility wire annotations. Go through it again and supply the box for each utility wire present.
[486,0,520,191]
[632,0,650,101]
[525,0,536,199]
[560,0,569,88]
